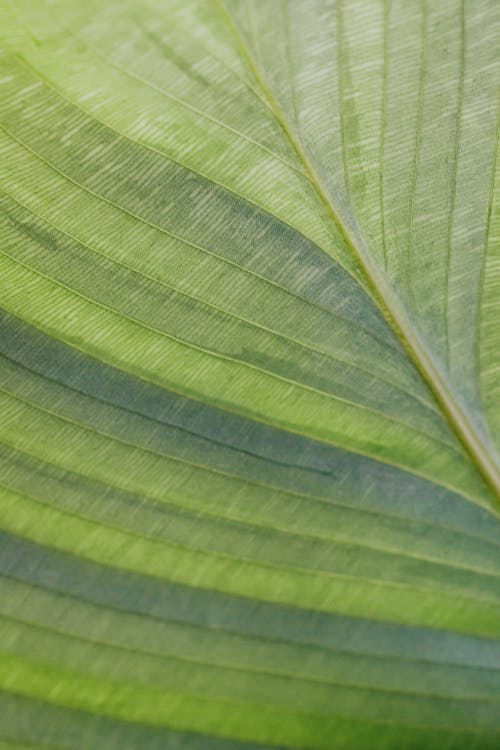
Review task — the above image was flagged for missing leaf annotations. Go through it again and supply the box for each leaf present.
[0,0,499,747]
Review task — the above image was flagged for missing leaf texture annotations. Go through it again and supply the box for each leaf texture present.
[0,0,499,748]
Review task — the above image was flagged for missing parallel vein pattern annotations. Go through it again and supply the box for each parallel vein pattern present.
[0,1,499,748]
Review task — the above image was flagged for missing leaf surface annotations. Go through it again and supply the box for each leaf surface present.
[0,1,499,748]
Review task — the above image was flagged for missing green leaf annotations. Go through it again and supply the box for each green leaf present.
[0,0,499,747]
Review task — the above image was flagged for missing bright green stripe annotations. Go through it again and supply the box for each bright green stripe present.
[0,690,276,750]
[2,576,498,703]
[10,427,498,580]
[0,250,488,501]
[1,373,499,601]
[1,310,497,543]
[0,187,442,428]
[2,379,499,581]
[2,485,500,635]
[2,433,499,601]
[2,615,499,729]
[0,136,399,363]
[3,21,364,285]
[0,126,450,453]
[1,652,500,749]
[3,531,499,669]
[0,51,369,312]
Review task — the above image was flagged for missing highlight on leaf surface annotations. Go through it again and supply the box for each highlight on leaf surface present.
[0,0,499,748]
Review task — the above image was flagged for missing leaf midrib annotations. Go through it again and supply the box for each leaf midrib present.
[217,0,500,504]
